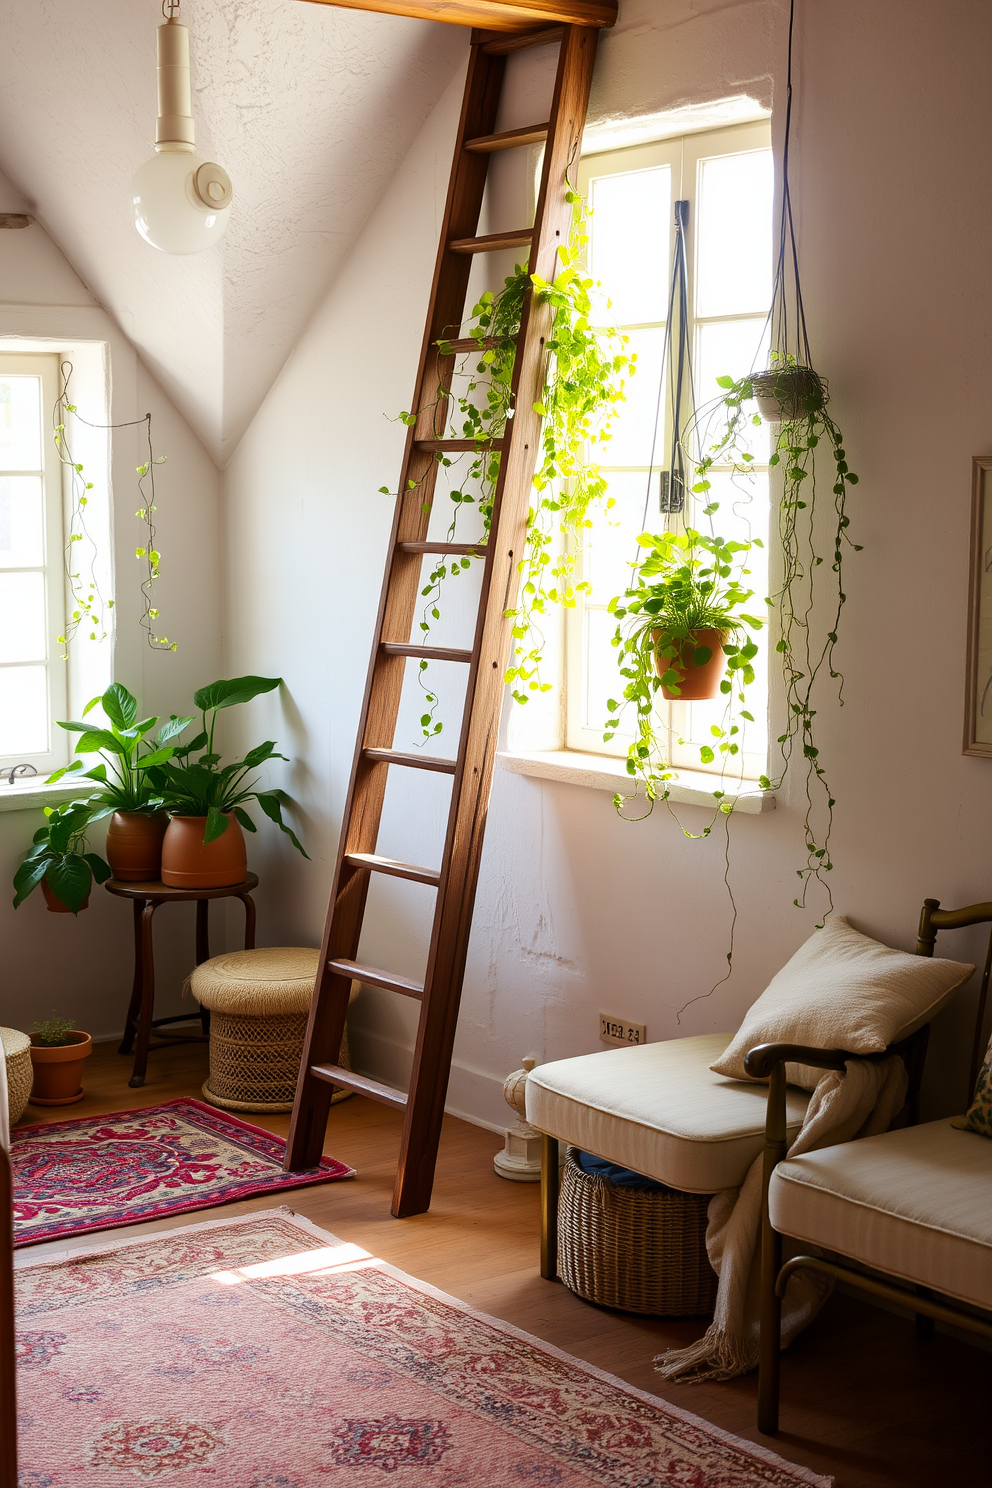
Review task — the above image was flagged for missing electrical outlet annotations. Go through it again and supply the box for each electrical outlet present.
[599,1014,647,1047]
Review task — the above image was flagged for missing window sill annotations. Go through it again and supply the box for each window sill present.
[496,749,776,815]
[0,778,92,814]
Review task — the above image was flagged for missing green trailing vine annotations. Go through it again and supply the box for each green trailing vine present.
[53,361,175,657]
[381,188,633,741]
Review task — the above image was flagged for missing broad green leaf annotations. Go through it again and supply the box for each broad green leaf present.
[203,806,231,844]
[233,806,257,833]
[74,729,126,756]
[83,852,112,884]
[101,683,138,730]
[155,715,194,746]
[13,855,53,907]
[255,791,309,858]
[193,676,281,714]
[135,747,176,770]
[45,854,92,913]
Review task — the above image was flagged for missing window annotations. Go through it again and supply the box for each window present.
[0,353,68,774]
[566,121,773,782]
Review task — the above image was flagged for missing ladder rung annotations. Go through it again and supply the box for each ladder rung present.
[364,747,456,775]
[449,229,533,255]
[480,27,565,54]
[398,541,487,556]
[439,336,511,353]
[464,123,550,154]
[345,852,440,886]
[328,957,424,1000]
[381,642,473,663]
[311,1064,407,1111]
[414,438,507,453]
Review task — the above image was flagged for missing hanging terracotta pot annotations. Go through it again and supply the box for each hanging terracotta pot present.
[41,878,90,914]
[653,628,728,701]
[161,814,248,889]
[105,811,168,882]
[29,1031,92,1105]
[750,365,825,423]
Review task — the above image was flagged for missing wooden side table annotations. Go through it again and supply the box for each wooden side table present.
[106,874,259,1087]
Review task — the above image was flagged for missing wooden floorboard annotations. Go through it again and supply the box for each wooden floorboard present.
[15,1037,989,1487]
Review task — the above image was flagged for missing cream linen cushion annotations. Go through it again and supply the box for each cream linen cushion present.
[769,1120,992,1311]
[525,1034,810,1194]
[711,915,973,1089]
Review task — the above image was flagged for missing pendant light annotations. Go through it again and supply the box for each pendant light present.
[130,0,233,255]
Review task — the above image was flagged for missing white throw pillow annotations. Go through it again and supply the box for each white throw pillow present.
[711,915,974,1090]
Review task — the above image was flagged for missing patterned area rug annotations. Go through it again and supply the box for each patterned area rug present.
[13,1209,832,1486]
[11,1099,353,1247]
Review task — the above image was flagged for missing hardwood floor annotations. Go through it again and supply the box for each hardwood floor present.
[16,1036,989,1487]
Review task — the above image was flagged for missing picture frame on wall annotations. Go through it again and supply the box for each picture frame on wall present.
[964,456,992,757]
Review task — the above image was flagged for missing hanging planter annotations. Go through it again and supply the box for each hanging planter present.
[750,362,825,423]
[652,628,729,701]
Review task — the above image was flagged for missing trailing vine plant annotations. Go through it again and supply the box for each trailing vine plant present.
[54,361,175,657]
[380,188,633,741]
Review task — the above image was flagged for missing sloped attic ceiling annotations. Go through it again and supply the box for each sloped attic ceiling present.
[0,0,466,464]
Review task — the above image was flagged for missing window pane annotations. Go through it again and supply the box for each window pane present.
[603,327,665,467]
[590,166,671,325]
[0,476,45,568]
[583,606,629,734]
[583,471,656,603]
[0,571,47,662]
[0,665,48,754]
[695,149,773,317]
[695,319,770,462]
[0,375,43,471]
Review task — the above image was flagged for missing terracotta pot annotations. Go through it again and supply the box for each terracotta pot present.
[161,813,248,889]
[29,1031,92,1106]
[106,811,168,882]
[750,365,825,423]
[652,628,729,701]
[41,878,90,914]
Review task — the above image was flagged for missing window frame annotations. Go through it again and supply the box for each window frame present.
[0,351,68,775]
[565,119,772,783]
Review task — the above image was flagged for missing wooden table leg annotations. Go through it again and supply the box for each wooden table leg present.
[238,893,256,950]
[118,897,146,1056]
[129,903,159,1088]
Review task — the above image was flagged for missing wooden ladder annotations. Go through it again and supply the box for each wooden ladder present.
[285,19,602,1217]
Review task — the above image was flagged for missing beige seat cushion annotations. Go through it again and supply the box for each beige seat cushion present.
[769,1120,992,1312]
[190,947,319,1015]
[526,1035,810,1194]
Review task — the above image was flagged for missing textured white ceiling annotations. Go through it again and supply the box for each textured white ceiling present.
[0,0,465,463]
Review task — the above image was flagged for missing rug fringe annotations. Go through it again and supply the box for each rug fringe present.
[654,1323,756,1382]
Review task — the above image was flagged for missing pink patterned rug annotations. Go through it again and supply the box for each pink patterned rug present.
[12,1209,832,1486]
[10,1099,353,1247]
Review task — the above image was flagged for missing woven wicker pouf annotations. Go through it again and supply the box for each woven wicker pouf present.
[190,947,353,1113]
[558,1147,718,1317]
[2,1026,33,1127]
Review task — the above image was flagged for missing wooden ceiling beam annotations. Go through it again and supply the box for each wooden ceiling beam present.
[294,0,616,34]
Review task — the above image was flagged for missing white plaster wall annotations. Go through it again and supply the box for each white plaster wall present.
[0,183,226,1047]
[224,0,992,1135]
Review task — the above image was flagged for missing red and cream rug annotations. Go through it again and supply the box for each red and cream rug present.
[11,1099,353,1246]
[13,1208,832,1486]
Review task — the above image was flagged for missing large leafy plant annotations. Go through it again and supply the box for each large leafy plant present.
[606,529,765,810]
[160,675,307,856]
[47,682,192,815]
[13,801,110,914]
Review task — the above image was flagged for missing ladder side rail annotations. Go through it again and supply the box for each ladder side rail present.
[392,23,599,1215]
[285,41,505,1171]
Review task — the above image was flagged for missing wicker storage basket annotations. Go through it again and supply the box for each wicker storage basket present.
[558,1147,718,1317]
[190,947,353,1113]
[2,1026,33,1127]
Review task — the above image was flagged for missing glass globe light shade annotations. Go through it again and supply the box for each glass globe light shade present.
[130,150,231,255]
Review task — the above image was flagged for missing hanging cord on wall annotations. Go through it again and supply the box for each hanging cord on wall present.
[638,197,696,539]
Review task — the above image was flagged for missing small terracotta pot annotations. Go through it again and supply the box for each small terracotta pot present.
[29,1031,92,1106]
[106,811,168,882]
[41,878,90,914]
[653,628,729,701]
[161,814,248,889]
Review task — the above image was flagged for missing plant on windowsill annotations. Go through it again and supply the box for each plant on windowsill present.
[605,529,765,813]
[12,800,110,915]
[47,682,194,882]
[28,1013,93,1107]
[157,674,309,889]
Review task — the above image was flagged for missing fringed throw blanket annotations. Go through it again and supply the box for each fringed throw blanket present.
[656,1057,908,1382]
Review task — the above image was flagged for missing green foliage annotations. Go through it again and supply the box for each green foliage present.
[13,801,110,914]
[46,682,193,816]
[31,1014,77,1047]
[605,529,764,812]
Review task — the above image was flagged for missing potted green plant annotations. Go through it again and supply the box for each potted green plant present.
[47,682,193,881]
[158,675,308,888]
[605,529,764,803]
[12,801,111,914]
[749,352,826,423]
[28,1014,92,1106]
